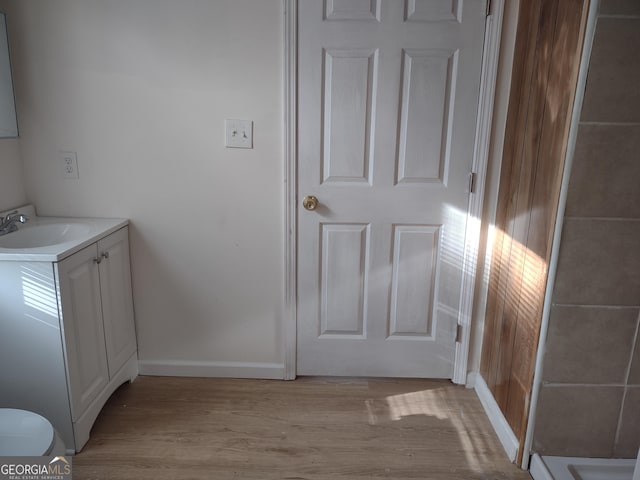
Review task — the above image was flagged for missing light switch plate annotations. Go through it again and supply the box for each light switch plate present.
[225,119,253,149]
[61,151,79,179]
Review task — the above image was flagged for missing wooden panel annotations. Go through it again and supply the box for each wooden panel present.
[389,225,440,338]
[325,0,381,21]
[479,0,589,462]
[320,223,370,337]
[322,48,378,184]
[495,0,560,417]
[481,0,548,402]
[405,0,462,23]
[506,0,590,449]
[396,49,456,185]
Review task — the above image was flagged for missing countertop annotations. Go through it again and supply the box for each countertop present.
[0,206,128,262]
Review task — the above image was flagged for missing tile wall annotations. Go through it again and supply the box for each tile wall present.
[532,0,640,458]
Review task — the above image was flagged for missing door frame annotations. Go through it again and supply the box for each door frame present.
[282,0,505,382]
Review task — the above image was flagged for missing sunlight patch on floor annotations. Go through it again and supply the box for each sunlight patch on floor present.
[381,387,497,473]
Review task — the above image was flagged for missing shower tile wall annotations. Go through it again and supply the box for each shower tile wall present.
[532,0,640,458]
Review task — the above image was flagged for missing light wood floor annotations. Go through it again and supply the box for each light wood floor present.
[73,376,531,480]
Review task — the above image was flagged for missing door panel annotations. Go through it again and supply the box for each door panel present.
[322,48,378,184]
[320,223,370,337]
[389,225,440,338]
[405,0,462,23]
[397,49,456,184]
[325,0,381,22]
[297,0,486,377]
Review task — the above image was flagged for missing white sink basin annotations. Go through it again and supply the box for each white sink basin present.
[0,206,128,262]
[0,223,93,248]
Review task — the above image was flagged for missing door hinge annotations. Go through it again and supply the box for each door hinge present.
[486,0,492,16]
[456,324,463,343]
[469,172,477,194]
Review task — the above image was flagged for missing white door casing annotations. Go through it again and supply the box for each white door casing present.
[296,0,488,378]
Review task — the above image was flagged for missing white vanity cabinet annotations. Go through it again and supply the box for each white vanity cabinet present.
[56,226,137,448]
[0,217,137,454]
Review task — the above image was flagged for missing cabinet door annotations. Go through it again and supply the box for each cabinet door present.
[57,244,109,421]
[98,227,136,378]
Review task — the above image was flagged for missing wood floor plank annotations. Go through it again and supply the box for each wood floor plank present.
[73,377,531,480]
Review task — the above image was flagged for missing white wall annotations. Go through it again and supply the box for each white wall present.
[0,138,26,211]
[5,1,285,376]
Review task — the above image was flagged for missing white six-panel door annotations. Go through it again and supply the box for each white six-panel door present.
[297,0,487,377]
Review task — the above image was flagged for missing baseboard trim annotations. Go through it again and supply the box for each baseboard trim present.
[138,360,285,380]
[466,371,478,389]
[474,374,519,462]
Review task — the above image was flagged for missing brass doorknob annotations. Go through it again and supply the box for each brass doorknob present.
[302,195,319,211]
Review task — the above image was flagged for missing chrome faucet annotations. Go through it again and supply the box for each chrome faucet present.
[0,210,29,236]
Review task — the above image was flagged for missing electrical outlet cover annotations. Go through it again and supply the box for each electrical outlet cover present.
[225,119,253,149]
[61,151,79,179]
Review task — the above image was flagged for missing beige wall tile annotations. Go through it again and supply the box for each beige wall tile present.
[543,306,639,384]
[533,386,624,456]
[600,0,640,16]
[566,125,640,218]
[615,387,640,457]
[581,18,640,123]
[553,219,640,305]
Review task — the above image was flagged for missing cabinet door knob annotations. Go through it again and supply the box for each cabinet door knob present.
[101,251,109,259]
[93,257,102,264]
